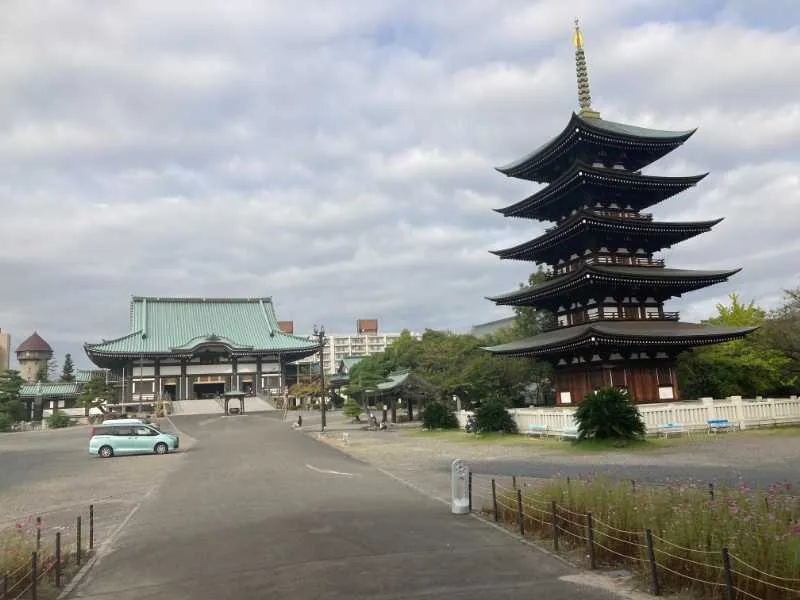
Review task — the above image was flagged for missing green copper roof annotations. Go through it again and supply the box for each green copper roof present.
[20,381,81,397]
[377,371,412,392]
[85,296,318,357]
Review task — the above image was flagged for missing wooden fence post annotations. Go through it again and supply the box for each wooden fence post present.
[77,515,82,567]
[645,528,660,596]
[551,500,559,552]
[516,489,525,536]
[31,551,38,600]
[722,547,735,600]
[491,479,498,522]
[468,472,473,512]
[586,512,596,569]
[55,532,62,587]
[90,504,95,550]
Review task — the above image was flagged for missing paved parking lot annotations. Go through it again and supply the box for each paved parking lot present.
[0,420,190,542]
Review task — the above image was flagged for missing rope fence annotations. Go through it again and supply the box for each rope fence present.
[1,505,97,600]
[467,473,800,600]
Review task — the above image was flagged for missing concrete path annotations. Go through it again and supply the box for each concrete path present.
[68,413,620,600]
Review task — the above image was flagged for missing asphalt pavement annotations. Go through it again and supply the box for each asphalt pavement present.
[69,413,621,600]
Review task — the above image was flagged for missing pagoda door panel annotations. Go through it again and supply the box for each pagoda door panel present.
[623,366,660,403]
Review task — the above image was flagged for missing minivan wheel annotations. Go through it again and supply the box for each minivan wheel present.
[99,445,114,458]
[154,442,168,455]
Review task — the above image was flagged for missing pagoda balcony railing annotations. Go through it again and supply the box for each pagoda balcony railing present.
[590,209,653,221]
[556,311,680,328]
[550,255,665,278]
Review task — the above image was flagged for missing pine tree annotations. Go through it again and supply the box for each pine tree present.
[61,353,75,382]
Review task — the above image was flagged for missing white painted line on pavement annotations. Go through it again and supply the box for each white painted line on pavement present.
[305,464,355,477]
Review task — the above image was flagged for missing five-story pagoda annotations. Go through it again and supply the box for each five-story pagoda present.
[483,21,756,404]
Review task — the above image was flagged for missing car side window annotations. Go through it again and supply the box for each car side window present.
[114,427,133,436]
[135,427,156,436]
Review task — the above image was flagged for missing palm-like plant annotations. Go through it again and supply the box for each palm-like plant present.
[574,387,646,441]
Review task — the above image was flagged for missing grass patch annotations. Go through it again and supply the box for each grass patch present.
[489,477,800,599]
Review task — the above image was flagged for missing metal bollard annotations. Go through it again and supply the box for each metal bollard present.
[90,504,95,550]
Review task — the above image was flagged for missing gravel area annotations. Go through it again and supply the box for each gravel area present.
[303,412,800,502]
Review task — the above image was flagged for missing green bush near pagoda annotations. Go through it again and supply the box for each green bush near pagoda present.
[475,400,518,434]
[46,410,71,429]
[422,401,458,430]
[575,387,646,441]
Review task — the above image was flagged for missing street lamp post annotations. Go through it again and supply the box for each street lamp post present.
[313,324,327,431]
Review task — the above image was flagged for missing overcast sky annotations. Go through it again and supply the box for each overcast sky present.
[1,0,798,369]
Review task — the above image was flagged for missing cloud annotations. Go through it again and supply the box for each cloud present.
[0,0,797,367]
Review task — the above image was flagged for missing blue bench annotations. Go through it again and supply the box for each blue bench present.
[707,419,735,433]
[658,422,689,438]
[560,426,580,440]
[525,424,549,437]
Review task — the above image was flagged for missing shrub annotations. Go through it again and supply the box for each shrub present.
[342,398,362,420]
[0,412,11,432]
[475,400,518,433]
[422,401,458,430]
[575,387,645,441]
[46,410,71,429]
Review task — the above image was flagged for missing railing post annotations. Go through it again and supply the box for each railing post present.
[77,515,82,566]
[551,500,559,552]
[468,472,473,512]
[586,512,596,569]
[36,516,41,551]
[491,479,498,522]
[55,532,62,588]
[516,489,524,535]
[722,547,735,600]
[31,551,38,600]
[645,528,660,596]
[90,504,95,550]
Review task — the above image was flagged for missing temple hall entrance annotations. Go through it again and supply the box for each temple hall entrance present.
[194,382,225,399]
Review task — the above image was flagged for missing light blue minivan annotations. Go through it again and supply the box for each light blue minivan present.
[89,422,179,458]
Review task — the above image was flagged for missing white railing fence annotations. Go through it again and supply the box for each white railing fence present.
[457,396,800,435]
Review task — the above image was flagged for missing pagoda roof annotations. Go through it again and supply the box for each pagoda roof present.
[16,331,53,354]
[496,113,696,183]
[84,296,319,365]
[488,265,741,307]
[496,161,707,221]
[491,212,723,264]
[482,321,757,358]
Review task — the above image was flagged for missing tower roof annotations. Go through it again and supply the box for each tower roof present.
[16,331,53,355]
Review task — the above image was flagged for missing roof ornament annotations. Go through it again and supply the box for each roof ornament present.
[573,18,600,119]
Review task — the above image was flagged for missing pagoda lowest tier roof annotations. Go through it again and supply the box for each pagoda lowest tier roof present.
[483,321,757,359]
[84,296,320,361]
[496,161,707,222]
[491,211,723,264]
[488,264,740,308]
[496,113,696,184]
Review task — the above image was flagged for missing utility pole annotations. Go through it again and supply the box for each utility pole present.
[313,324,326,431]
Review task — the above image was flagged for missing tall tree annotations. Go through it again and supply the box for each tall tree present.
[78,373,115,416]
[762,288,800,388]
[36,361,49,382]
[677,293,792,398]
[511,265,557,337]
[0,369,26,423]
[61,354,75,382]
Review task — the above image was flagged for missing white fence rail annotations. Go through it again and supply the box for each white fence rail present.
[457,396,800,435]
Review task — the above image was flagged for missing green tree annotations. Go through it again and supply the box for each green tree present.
[677,293,791,398]
[421,401,458,430]
[575,387,645,441]
[61,354,75,382]
[761,288,800,391]
[35,361,48,382]
[0,370,26,423]
[342,398,362,421]
[511,266,556,338]
[78,374,115,416]
[474,399,518,433]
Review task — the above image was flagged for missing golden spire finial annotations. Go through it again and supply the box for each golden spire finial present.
[573,18,600,118]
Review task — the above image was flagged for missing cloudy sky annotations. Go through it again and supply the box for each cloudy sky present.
[1,0,798,369]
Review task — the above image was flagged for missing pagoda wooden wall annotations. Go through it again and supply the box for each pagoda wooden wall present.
[554,363,680,405]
